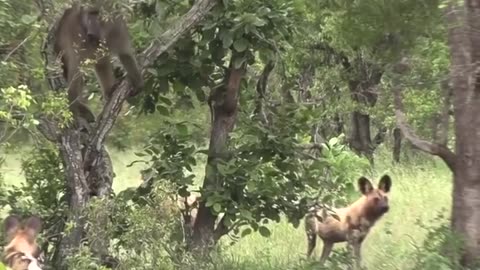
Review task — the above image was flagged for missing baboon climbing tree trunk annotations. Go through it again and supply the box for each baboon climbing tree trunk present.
[39,0,218,268]
[394,2,480,266]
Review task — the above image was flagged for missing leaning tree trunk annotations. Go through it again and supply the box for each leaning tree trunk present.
[39,0,218,268]
[191,52,247,249]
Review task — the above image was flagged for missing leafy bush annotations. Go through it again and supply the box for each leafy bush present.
[410,210,465,270]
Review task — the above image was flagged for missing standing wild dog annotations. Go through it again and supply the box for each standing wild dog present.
[2,215,43,270]
[305,174,392,269]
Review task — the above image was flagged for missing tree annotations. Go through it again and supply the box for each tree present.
[394,1,480,266]
[37,0,218,267]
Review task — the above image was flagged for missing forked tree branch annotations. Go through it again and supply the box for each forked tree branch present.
[393,80,456,171]
[83,0,219,169]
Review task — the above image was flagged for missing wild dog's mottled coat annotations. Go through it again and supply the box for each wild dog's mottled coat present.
[305,175,392,269]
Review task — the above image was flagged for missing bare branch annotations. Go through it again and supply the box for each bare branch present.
[393,80,456,171]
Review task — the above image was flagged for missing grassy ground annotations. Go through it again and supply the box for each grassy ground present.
[0,146,452,269]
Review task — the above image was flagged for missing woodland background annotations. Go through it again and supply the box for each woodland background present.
[0,0,473,269]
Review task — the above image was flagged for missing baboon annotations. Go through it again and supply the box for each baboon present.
[305,175,392,269]
[54,3,144,122]
[2,215,43,270]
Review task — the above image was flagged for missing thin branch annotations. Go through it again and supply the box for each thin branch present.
[254,60,275,123]
[4,35,32,61]
[393,79,456,171]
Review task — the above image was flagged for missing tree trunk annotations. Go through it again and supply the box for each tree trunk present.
[395,2,480,266]
[346,60,383,162]
[349,111,373,159]
[392,127,402,163]
[192,53,246,249]
[450,1,480,266]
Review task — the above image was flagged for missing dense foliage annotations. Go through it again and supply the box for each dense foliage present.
[0,0,468,269]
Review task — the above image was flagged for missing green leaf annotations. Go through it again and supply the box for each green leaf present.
[233,57,246,69]
[233,38,249,52]
[258,226,271,237]
[157,65,174,76]
[213,203,222,213]
[328,137,339,146]
[240,209,254,221]
[172,81,185,93]
[205,198,215,207]
[156,105,169,116]
[252,18,267,27]
[222,31,234,49]
[158,95,172,106]
[217,163,227,176]
[241,228,252,237]
[176,123,188,136]
[20,14,36,24]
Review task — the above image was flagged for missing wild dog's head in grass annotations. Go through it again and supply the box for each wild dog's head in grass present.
[2,215,43,270]
[305,174,393,269]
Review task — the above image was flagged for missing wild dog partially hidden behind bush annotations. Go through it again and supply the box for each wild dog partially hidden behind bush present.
[305,175,392,269]
[2,215,43,270]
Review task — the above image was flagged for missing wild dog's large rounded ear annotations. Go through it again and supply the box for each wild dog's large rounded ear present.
[24,216,43,238]
[378,175,392,193]
[358,177,374,194]
[4,215,21,241]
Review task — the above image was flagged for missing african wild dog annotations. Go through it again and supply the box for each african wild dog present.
[2,215,43,270]
[305,174,392,269]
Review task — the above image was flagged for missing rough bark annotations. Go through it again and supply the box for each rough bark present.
[451,1,480,266]
[192,53,246,249]
[40,0,218,267]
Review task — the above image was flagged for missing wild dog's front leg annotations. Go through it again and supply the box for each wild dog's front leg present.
[351,232,363,270]
[319,241,333,265]
[346,229,362,270]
